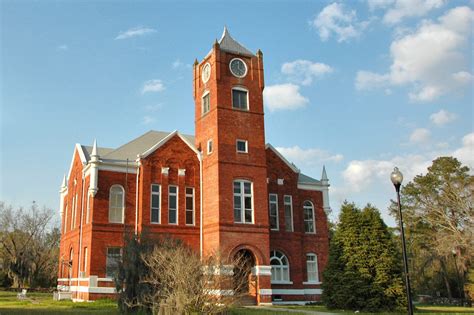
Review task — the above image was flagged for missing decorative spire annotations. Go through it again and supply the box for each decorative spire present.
[321,165,328,182]
[193,58,199,66]
[91,139,98,157]
[61,174,67,189]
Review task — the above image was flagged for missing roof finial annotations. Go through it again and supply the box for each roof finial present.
[194,58,199,66]
[321,165,328,181]
[61,174,67,189]
[91,139,98,157]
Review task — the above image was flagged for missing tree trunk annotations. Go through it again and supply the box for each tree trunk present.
[440,259,452,298]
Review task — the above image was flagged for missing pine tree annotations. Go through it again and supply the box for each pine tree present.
[322,202,405,311]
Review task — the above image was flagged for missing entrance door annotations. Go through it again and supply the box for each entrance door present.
[233,249,257,305]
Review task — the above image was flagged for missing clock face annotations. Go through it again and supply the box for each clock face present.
[230,58,247,78]
[202,63,211,83]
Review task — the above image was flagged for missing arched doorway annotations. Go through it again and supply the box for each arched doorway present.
[233,249,257,305]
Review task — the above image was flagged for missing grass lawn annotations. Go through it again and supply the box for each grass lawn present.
[0,290,472,315]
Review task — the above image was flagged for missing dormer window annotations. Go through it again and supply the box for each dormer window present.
[232,88,248,110]
[202,91,210,115]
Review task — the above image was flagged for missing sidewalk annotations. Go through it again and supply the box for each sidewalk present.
[245,306,338,314]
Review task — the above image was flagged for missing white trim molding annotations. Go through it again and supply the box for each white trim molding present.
[161,167,169,175]
[277,178,284,185]
[251,265,272,276]
[178,169,186,176]
[259,289,322,295]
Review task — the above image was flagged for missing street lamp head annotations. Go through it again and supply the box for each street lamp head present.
[391,167,403,189]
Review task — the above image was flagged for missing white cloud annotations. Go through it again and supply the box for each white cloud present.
[452,133,474,168]
[281,60,333,86]
[383,0,446,24]
[172,59,191,69]
[142,116,156,125]
[341,131,474,193]
[263,84,309,111]
[355,6,474,102]
[115,26,157,40]
[409,128,431,144]
[430,109,457,126]
[276,146,344,169]
[355,71,390,90]
[368,0,395,11]
[311,3,369,42]
[141,79,165,94]
[57,44,68,51]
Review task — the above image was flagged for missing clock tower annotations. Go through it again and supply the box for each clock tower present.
[193,27,271,302]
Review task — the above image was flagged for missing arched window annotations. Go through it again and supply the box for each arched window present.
[109,185,125,223]
[68,248,74,278]
[270,250,290,283]
[306,253,319,283]
[303,201,315,233]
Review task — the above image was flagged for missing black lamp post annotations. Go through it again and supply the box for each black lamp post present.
[391,167,414,315]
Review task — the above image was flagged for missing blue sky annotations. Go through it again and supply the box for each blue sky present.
[1,0,473,226]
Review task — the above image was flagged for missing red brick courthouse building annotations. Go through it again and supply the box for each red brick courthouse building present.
[58,28,331,304]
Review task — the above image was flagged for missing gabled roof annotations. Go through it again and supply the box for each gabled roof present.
[101,130,195,161]
[265,144,300,174]
[298,173,322,185]
[218,27,254,56]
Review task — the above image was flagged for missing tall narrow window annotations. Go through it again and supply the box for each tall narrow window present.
[284,195,293,232]
[70,195,76,230]
[233,180,253,224]
[269,194,278,230]
[109,185,125,223]
[270,250,290,283]
[106,247,121,278]
[64,203,68,233]
[185,187,194,225]
[207,139,213,155]
[151,184,161,223]
[86,195,90,223]
[232,88,248,110]
[83,247,88,275]
[303,201,315,233]
[168,185,178,224]
[69,248,74,277]
[306,254,319,283]
[202,92,210,115]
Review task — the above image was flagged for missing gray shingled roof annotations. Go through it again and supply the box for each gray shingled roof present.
[82,145,114,162]
[218,27,254,56]
[80,130,323,186]
[298,173,322,185]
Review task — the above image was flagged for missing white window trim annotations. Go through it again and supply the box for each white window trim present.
[207,139,213,155]
[269,193,279,231]
[306,253,319,283]
[270,250,291,284]
[231,86,249,111]
[236,139,248,153]
[303,201,316,234]
[185,187,195,226]
[71,195,76,230]
[150,184,161,224]
[83,247,88,275]
[233,180,254,224]
[284,195,294,232]
[202,90,210,115]
[109,185,125,224]
[168,185,178,225]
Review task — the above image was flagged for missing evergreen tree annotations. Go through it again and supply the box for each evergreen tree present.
[322,202,405,311]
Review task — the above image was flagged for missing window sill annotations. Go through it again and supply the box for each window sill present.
[271,281,293,285]
[303,281,321,285]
